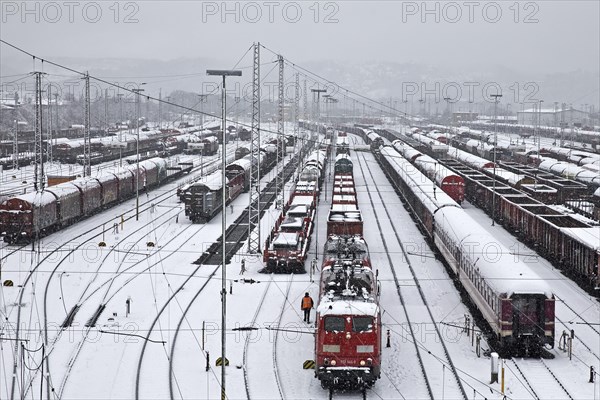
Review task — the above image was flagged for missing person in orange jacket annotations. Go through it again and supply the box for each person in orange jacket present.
[301,292,314,323]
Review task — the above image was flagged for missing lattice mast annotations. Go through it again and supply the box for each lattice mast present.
[294,72,300,152]
[33,71,45,192]
[83,73,91,177]
[47,84,52,163]
[247,42,261,253]
[276,54,285,208]
[12,107,18,170]
[303,78,308,121]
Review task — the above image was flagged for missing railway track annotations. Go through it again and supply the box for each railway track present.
[355,147,468,400]
[242,278,275,399]
[6,152,229,400]
[55,207,208,398]
[132,148,306,400]
[241,275,292,400]
[510,358,575,400]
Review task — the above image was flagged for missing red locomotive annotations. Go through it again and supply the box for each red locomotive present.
[262,149,327,273]
[315,138,381,395]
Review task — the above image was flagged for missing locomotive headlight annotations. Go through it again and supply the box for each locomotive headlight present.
[324,358,330,365]
[346,332,351,340]
[359,360,366,366]
[330,359,337,366]
[367,358,373,366]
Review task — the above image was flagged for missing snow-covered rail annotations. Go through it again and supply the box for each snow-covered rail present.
[355,149,468,400]
[510,359,575,400]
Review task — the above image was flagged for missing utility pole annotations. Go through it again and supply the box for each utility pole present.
[303,78,308,121]
[311,88,326,259]
[491,93,502,226]
[105,88,109,135]
[158,89,162,130]
[47,84,53,163]
[12,111,18,170]
[133,85,145,220]
[248,42,261,253]
[294,73,300,151]
[33,71,45,192]
[54,93,59,144]
[206,69,242,400]
[118,93,124,141]
[83,73,91,177]
[276,54,285,208]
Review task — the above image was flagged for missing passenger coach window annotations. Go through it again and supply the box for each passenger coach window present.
[352,317,373,332]
[324,317,345,332]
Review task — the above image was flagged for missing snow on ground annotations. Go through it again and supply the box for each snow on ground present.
[1,126,599,400]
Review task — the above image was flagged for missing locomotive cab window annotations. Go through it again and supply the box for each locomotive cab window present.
[352,317,373,332]
[324,316,346,332]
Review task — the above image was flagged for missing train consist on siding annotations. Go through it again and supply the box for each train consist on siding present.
[0,158,192,243]
[180,144,279,223]
[262,145,327,273]
[378,144,555,355]
[314,133,381,395]
[391,140,465,204]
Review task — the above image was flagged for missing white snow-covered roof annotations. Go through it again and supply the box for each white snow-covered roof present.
[447,146,495,169]
[2,191,56,208]
[482,167,530,186]
[335,153,352,162]
[280,217,303,229]
[330,204,359,212]
[287,205,309,216]
[380,146,459,214]
[226,158,252,172]
[466,139,495,152]
[45,184,81,198]
[520,184,557,193]
[272,232,299,246]
[194,171,223,191]
[560,227,600,251]
[290,195,315,206]
[332,195,356,203]
[412,133,448,151]
[317,299,379,317]
[434,206,553,297]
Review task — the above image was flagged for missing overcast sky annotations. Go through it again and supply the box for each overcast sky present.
[1,0,598,74]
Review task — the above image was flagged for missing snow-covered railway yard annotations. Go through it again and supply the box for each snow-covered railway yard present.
[1,132,599,400]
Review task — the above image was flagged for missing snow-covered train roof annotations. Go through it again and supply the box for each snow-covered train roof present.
[539,160,600,184]
[317,299,379,317]
[560,227,600,251]
[290,195,315,206]
[335,153,352,162]
[411,133,448,151]
[45,184,81,198]
[192,171,223,191]
[434,206,553,297]
[466,139,495,152]
[226,157,253,173]
[380,146,458,213]
[392,141,463,186]
[447,146,495,169]
[482,167,531,186]
[272,232,299,246]
[0,191,57,209]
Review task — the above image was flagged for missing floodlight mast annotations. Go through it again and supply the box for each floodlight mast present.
[206,68,242,400]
